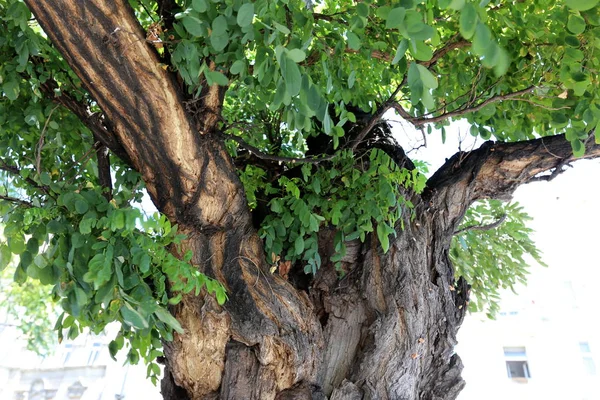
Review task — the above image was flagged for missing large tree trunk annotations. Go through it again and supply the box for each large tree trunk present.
[25,1,600,399]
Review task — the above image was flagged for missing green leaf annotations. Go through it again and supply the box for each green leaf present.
[377,224,390,253]
[33,254,48,269]
[392,39,409,65]
[192,0,209,12]
[565,0,598,11]
[416,64,438,89]
[571,139,585,157]
[75,199,89,214]
[348,70,357,89]
[230,60,245,75]
[155,308,184,333]
[8,236,26,255]
[493,47,510,76]
[386,7,406,29]
[210,16,229,51]
[215,288,227,305]
[273,22,290,35]
[460,4,478,40]
[237,3,254,27]
[347,32,361,50]
[410,40,433,61]
[565,35,580,47]
[0,245,12,271]
[182,16,206,37]
[567,15,586,34]
[287,48,306,63]
[205,70,229,86]
[440,0,465,10]
[139,253,151,273]
[472,23,492,56]
[294,236,305,255]
[2,80,19,101]
[121,302,149,329]
[280,55,301,97]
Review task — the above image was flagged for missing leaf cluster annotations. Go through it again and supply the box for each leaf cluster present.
[248,149,426,273]
[451,200,546,318]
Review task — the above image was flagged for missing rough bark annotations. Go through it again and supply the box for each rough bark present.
[25,2,600,400]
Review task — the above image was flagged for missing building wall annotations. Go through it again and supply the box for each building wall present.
[0,324,162,400]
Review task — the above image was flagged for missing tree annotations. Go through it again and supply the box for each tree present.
[1,0,599,398]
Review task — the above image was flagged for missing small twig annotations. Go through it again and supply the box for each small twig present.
[454,214,507,235]
[36,105,60,176]
[219,132,335,164]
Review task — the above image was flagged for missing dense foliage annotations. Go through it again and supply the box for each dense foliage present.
[1,0,599,381]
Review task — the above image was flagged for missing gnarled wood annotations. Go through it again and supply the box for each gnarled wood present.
[25,2,600,400]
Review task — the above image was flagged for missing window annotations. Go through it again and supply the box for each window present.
[63,343,73,364]
[580,342,596,376]
[504,347,531,380]
[506,361,531,378]
[87,342,102,365]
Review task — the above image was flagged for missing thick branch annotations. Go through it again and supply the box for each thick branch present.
[95,140,113,200]
[426,133,600,232]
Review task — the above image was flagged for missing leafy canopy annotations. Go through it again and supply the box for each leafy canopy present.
[1,0,598,379]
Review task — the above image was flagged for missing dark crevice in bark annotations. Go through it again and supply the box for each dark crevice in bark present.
[161,364,191,400]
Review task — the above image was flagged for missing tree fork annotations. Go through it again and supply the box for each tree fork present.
[22,2,600,400]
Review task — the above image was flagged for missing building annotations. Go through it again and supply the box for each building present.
[456,161,600,400]
[0,323,161,400]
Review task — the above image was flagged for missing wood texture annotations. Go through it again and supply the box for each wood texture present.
[25,1,600,399]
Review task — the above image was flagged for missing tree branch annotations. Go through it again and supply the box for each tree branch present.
[422,38,470,69]
[427,131,600,205]
[453,214,507,235]
[426,132,600,233]
[95,139,113,200]
[0,161,48,193]
[38,80,133,166]
[0,195,33,208]
[219,132,335,164]
[393,86,536,127]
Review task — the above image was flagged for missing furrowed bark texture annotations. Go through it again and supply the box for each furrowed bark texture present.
[26,1,600,399]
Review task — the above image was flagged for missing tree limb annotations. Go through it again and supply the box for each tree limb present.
[25,0,249,228]
[426,132,600,233]
[0,161,48,194]
[38,80,133,166]
[95,140,113,200]
[453,214,507,235]
[0,195,33,208]
[219,132,335,164]
[422,38,470,69]
[393,86,536,127]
